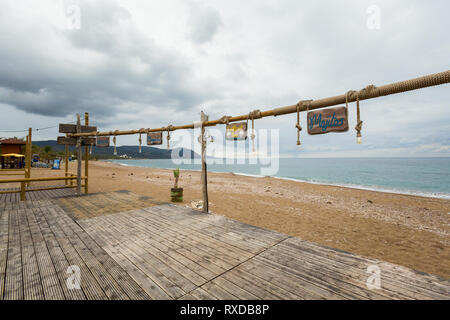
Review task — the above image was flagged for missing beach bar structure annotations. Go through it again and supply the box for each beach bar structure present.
[0,138,26,169]
[0,128,86,200]
[0,137,28,177]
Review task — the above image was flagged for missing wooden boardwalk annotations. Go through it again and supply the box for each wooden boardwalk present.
[0,191,449,300]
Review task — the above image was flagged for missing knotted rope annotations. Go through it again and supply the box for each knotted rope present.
[113,131,118,155]
[345,89,364,144]
[355,93,363,144]
[294,100,312,145]
[248,110,260,152]
[218,116,232,125]
[166,125,174,149]
[296,104,302,146]
[138,128,145,153]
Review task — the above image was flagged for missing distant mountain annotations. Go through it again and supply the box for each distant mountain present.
[33,140,200,159]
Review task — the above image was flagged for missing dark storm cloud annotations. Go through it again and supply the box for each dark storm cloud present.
[0,0,214,118]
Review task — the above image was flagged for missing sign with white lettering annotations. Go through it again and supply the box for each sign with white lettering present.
[147,132,163,145]
[226,122,248,141]
[307,106,349,135]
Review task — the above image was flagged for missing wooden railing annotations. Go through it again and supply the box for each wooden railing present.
[0,176,87,201]
[0,168,26,176]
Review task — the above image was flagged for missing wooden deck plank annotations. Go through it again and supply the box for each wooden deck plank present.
[94,212,223,280]
[138,208,257,262]
[84,213,216,285]
[143,206,274,253]
[102,244,171,300]
[80,217,209,288]
[4,209,24,300]
[32,207,107,300]
[119,213,234,276]
[200,281,240,300]
[52,209,150,300]
[25,208,65,300]
[116,242,186,299]
[0,209,10,300]
[190,287,218,300]
[256,246,402,299]
[211,277,259,300]
[40,206,129,300]
[18,209,45,300]
[279,238,449,299]
[129,213,238,272]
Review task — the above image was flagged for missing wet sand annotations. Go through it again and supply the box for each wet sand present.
[7,160,450,279]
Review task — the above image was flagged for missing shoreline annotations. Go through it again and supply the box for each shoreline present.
[105,159,450,200]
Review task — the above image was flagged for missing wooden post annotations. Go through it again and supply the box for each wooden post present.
[20,182,26,201]
[76,114,82,196]
[24,134,29,179]
[65,145,69,186]
[200,111,209,213]
[26,128,32,186]
[84,112,89,194]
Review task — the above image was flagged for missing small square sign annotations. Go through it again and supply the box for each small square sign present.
[147,132,163,145]
[96,136,110,147]
[307,106,349,135]
[226,122,248,141]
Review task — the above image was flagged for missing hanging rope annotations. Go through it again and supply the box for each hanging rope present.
[294,100,313,145]
[113,131,118,155]
[138,128,144,153]
[355,93,363,144]
[247,111,258,152]
[295,104,302,146]
[166,125,174,149]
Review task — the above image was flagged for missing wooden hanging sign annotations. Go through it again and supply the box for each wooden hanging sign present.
[57,136,96,146]
[147,132,163,145]
[307,106,349,135]
[226,122,248,141]
[59,124,97,134]
[96,136,110,147]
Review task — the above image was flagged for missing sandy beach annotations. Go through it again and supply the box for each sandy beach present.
[9,160,450,279]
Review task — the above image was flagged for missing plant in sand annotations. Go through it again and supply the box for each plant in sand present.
[173,168,180,188]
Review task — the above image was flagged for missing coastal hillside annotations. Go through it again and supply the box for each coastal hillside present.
[33,140,200,159]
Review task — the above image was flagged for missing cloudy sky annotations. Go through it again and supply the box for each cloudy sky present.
[0,0,448,158]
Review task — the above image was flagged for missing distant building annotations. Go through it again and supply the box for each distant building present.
[0,138,26,169]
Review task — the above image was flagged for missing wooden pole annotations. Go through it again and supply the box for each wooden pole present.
[65,145,69,186]
[200,111,209,213]
[24,134,29,179]
[76,114,82,196]
[20,182,26,201]
[26,128,32,186]
[84,112,89,194]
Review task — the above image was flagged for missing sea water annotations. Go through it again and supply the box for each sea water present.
[109,157,450,199]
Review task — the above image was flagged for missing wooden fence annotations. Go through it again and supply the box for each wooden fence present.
[0,176,86,201]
